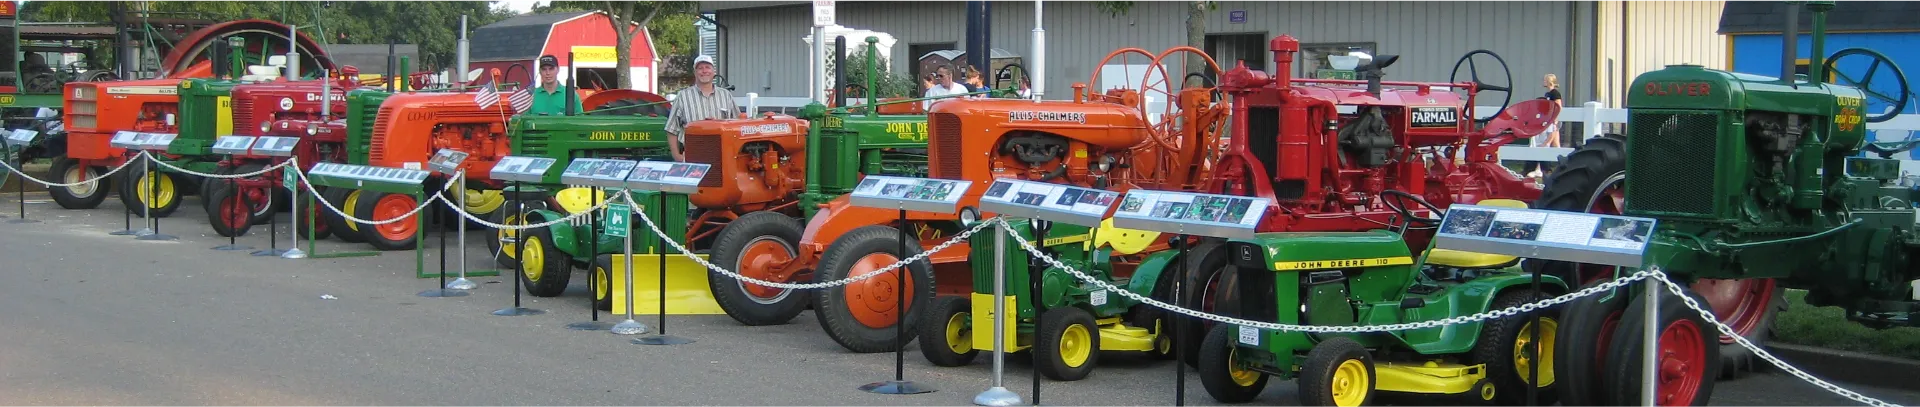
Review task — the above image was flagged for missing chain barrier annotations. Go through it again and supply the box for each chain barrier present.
[0,150,143,188]
[996,221,1656,333]
[623,190,997,290]
[436,188,621,231]
[292,168,452,226]
[141,151,298,179]
[1649,272,1904,407]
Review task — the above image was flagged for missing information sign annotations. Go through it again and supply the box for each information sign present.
[135,133,177,150]
[108,131,143,149]
[489,156,558,183]
[558,158,639,188]
[1433,204,1657,268]
[1110,189,1269,239]
[250,136,299,157]
[977,178,1119,227]
[427,148,470,174]
[604,202,631,238]
[846,175,972,214]
[307,162,431,185]
[5,129,38,145]
[624,161,710,194]
[211,135,257,155]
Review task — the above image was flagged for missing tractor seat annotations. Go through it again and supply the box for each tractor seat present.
[1423,199,1527,269]
[555,187,611,214]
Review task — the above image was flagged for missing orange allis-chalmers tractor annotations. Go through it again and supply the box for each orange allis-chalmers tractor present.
[707,47,1228,353]
[679,114,811,245]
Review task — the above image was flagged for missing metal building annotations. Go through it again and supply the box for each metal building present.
[699,0,1728,112]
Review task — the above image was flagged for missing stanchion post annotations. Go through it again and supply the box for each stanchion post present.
[212,152,248,249]
[974,218,1021,406]
[568,184,613,331]
[859,206,932,394]
[493,178,543,316]
[4,132,40,224]
[419,176,466,298]
[1173,234,1187,406]
[448,173,478,290]
[281,157,306,259]
[109,134,140,236]
[1528,259,1543,406]
[633,191,692,345]
[250,139,301,257]
[610,191,647,333]
[1642,274,1659,407]
[135,145,177,241]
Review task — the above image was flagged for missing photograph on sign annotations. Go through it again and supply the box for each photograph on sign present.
[523,158,555,174]
[428,149,470,172]
[141,134,177,149]
[9,129,39,143]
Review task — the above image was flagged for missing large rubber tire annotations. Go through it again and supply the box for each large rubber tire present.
[590,254,613,311]
[46,157,110,209]
[1033,306,1101,381]
[322,187,366,243]
[1198,324,1269,403]
[1602,287,1720,406]
[1468,288,1562,406]
[810,225,936,353]
[707,211,810,326]
[917,295,979,367]
[203,179,257,237]
[118,160,183,218]
[1176,239,1231,369]
[1553,280,1632,406]
[1692,280,1787,379]
[1298,336,1376,407]
[352,191,421,251]
[486,195,550,270]
[291,188,332,241]
[1527,134,1627,286]
[515,224,574,298]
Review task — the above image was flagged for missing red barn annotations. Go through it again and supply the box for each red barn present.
[470,10,659,93]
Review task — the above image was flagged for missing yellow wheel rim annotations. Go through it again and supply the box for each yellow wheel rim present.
[1480,381,1497,401]
[1227,347,1261,387]
[946,312,973,354]
[521,235,545,281]
[465,188,505,215]
[1331,359,1370,407]
[343,190,362,232]
[135,171,176,209]
[1060,324,1092,367]
[498,213,522,260]
[64,165,99,196]
[593,265,610,302]
[1514,317,1558,387]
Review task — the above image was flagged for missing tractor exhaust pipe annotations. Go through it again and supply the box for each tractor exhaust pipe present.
[834,35,847,108]
[387,38,397,92]
[1031,0,1045,101]
[458,15,470,86]
[286,24,302,81]
[1781,2,1799,87]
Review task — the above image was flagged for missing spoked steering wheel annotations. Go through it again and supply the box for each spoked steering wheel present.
[1823,47,1913,123]
[1449,50,1514,124]
[1381,190,1444,227]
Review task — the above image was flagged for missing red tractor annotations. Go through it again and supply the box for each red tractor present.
[203,69,369,238]
[1164,34,1561,364]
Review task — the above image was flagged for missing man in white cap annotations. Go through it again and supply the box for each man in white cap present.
[666,54,739,161]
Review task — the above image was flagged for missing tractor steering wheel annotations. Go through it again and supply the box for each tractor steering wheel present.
[1449,50,1514,124]
[502,63,531,89]
[1823,48,1913,123]
[1381,189,1443,226]
[995,63,1031,95]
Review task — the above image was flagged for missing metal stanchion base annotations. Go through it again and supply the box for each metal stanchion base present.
[131,228,155,236]
[566,321,616,331]
[445,277,478,290]
[610,319,650,335]
[973,387,1022,406]
[631,335,693,345]
[251,248,291,257]
[109,229,140,236]
[860,380,935,395]
[492,307,545,316]
[280,248,308,259]
[7,218,39,224]
[418,288,470,297]
[212,244,254,251]
[135,233,177,241]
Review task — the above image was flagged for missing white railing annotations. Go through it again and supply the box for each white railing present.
[1491,101,1920,178]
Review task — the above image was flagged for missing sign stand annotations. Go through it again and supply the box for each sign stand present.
[107,132,142,236]
[567,183,613,331]
[973,179,1127,406]
[4,129,41,224]
[303,162,435,277]
[418,194,468,297]
[429,149,481,290]
[242,137,301,257]
[847,175,973,395]
[209,135,257,250]
[624,161,710,346]
[1428,202,1661,407]
[1111,189,1273,407]
[131,133,179,241]
[562,158,641,328]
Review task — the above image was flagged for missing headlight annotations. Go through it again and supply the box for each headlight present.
[260,122,271,133]
[959,206,980,226]
[307,126,318,136]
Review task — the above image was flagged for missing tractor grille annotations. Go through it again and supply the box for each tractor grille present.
[346,92,389,165]
[1623,111,1721,218]
[929,113,964,180]
[233,97,256,136]
[684,135,723,187]
[516,131,549,158]
[816,131,853,192]
[367,107,395,163]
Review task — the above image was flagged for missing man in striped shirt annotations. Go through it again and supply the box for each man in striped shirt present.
[667,55,739,161]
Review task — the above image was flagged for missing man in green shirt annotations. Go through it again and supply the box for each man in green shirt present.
[528,55,581,115]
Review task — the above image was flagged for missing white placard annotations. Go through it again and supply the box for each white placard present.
[1110,189,1269,239]
[307,162,431,185]
[490,156,558,183]
[1434,203,1658,268]
[249,136,299,157]
[977,178,1121,227]
[211,136,257,155]
[625,161,711,194]
[847,175,972,214]
[109,131,143,149]
[136,133,177,150]
[559,158,639,188]
[6,129,38,144]
[812,0,835,27]
[427,149,470,174]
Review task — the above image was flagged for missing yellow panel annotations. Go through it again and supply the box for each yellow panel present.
[1090,217,1160,255]
[555,187,610,214]
[572,46,618,64]
[1274,256,1412,271]
[216,96,234,137]
[1373,361,1487,395]
[609,254,726,315]
[1424,250,1517,269]
[970,293,1026,352]
[1096,322,1155,351]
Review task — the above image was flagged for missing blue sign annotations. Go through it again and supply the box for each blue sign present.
[1229,10,1247,24]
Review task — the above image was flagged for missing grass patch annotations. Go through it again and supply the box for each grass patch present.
[1770,289,1920,361]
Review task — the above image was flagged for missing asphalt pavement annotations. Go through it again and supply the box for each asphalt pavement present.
[3,190,1918,405]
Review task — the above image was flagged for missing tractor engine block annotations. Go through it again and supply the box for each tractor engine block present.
[1337,106,1396,168]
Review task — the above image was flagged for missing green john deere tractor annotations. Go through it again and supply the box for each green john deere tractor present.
[116,69,250,218]
[1535,1,1919,405]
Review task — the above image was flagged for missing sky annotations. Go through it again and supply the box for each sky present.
[495,0,545,14]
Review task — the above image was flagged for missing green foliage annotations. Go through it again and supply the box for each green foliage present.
[825,47,915,99]
[1093,1,1134,17]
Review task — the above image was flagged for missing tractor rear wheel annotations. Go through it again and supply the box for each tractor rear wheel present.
[1554,280,1632,406]
[1602,286,1720,406]
[810,224,935,353]
[352,191,421,251]
[322,187,367,243]
[1530,133,1780,380]
[118,159,182,218]
[1467,288,1561,406]
[708,211,810,326]
[47,157,110,209]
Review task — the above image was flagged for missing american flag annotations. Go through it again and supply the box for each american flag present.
[508,87,534,114]
[473,85,500,108]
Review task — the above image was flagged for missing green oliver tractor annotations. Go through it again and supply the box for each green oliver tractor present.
[313,87,394,243]
[1192,198,1569,406]
[1537,1,1919,405]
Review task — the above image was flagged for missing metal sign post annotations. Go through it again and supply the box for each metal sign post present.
[559,158,641,323]
[131,133,179,241]
[1110,188,1274,406]
[245,137,301,257]
[303,162,435,279]
[846,175,973,396]
[428,148,480,290]
[624,161,709,346]
[106,131,142,236]
[5,129,42,224]
[210,135,257,249]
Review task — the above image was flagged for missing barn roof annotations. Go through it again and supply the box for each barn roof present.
[1719,1,1920,34]
[470,11,594,62]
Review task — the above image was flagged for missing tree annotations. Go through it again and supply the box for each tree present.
[549,1,697,90]
[1094,1,1216,87]
[825,47,915,99]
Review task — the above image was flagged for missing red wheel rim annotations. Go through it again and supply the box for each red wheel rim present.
[302,203,329,234]
[1594,310,1622,376]
[1655,319,1707,406]
[373,195,417,241]
[220,194,250,230]
[736,237,796,301]
[1687,278,1776,343]
[844,252,912,329]
[244,186,272,217]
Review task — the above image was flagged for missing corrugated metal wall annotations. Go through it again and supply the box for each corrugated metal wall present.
[1591,1,1726,109]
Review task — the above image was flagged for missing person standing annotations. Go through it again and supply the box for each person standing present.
[921,65,970,110]
[528,55,583,116]
[1525,73,1564,178]
[666,55,740,162]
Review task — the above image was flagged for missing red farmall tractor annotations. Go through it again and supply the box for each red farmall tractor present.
[1163,34,1562,364]
[203,69,368,238]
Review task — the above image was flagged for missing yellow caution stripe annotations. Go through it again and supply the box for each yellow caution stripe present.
[1273,256,1414,271]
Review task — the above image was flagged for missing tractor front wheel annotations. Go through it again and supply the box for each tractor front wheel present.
[203,179,266,237]
[47,157,110,209]
[810,225,935,353]
[118,162,182,218]
[590,255,613,311]
[322,187,367,243]
[1034,306,1100,381]
[1298,337,1376,407]
[708,211,810,326]
[917,296,978,367]
[1197,324,1268,403]
[1469,288,1561,406]
[515,225,573,297]
[1552,279,1632,406]
[352,191,421,251]
[1602,286,1720,406]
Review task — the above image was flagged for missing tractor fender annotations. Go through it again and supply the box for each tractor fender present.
[1124,249,1183,302]
[798,195,950,250]
[524,208,591,259]
[161,19,338,79]
[1393,271,1569,355]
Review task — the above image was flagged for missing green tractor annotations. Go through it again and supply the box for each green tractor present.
[118,67,252,218]
[315,87,393,242]
[1537,1,1919,405]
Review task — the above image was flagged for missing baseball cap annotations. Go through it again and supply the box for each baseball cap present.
[539,55,558,68]
[694,55,715,66]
